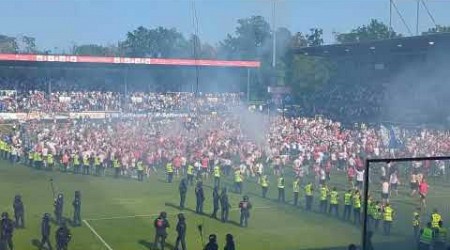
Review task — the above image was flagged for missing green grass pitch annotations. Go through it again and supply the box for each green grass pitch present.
[0,160,449,250]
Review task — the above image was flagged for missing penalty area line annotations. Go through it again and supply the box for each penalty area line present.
[85,206,274,221]
[83,219,114,250]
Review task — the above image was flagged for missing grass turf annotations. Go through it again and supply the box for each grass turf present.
[0,160,449,250]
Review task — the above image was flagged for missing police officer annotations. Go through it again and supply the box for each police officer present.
[319,184,329,213]
[72,191,81,227]
[304,182,313,211]
[260,175,269,198]
[54,193,64,225]
[166,162,174,183]
[154,211,170,250]
[203,234,218,250]
[213,165,221,188]
[293,177,300,206]
[220,188,230,223]
[419,222,434,250]
[39,213,52,250]
[179,178,188,209]
[211,186,220,219]
[239,195,252,227]
[224,233,235,250]
[277,175,285,203]
[328,187,339,217]
[383,203,394,235]
[195,181,205,214]
[13,195,24,229]
[55,220,71,250]
[0,212,14,250]
[186,164,195,186]
[175,213,187,250]
[234,168,243,194]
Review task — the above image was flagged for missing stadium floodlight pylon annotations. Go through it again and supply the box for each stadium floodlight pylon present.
[362,155,450,250]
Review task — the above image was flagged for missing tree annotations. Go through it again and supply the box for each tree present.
[290,32,308,48]
[21,36,37,53]
[120,26,187,58]
[335,19,401,43]
[219,16,272,60]
[285,54,335,99]
[0,35,18,53]
[423,25,450,35]
[306,28,324,46]
[73,44,110,56]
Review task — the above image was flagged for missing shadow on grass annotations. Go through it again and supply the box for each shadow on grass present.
[138,239,176,250]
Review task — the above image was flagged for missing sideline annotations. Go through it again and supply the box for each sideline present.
[83,219,114,250]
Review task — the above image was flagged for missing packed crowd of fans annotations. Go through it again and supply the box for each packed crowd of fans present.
[0,90,241,113]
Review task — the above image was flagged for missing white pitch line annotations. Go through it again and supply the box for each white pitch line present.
[83,219,114,250]
[85,206,273,221]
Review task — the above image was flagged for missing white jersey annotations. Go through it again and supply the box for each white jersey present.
[382,181,389,194]
[356,169,364,182]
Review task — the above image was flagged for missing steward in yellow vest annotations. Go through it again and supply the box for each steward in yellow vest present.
[293,178,300,206]
[319,185,329,213]
[353,190,361,225]
[260,175,269,198]
[419,222,435,249]
[383,203,394,236]
[186,164,194,186]
[136,160,145,181]
[166,162,174,183]
[213,165,221,188]
[304,182,314,211]
[234,169,243,194]
[343,189,353,221]
[413,208,421,239]
[431,209,442,229]
[329,187,339,216]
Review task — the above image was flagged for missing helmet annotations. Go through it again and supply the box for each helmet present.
[243,195,249,201]
[75,191,80,197]
[1,212,8,219]
[43,213,50,220]
[177,213,185,221]
[208,234,217,243]
[15,194,21,200]
[160,211,167,218]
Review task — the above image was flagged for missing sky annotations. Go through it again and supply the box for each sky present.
[0,0,449,53]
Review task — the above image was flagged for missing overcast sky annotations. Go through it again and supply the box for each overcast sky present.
[1,0,449,52]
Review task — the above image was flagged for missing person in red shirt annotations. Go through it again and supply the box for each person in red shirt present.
[418,178,429,210]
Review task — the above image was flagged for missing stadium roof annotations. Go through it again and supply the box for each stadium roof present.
[293,32,450,57]
[0,53,260,68]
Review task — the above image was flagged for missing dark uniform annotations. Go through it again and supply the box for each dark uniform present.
[54,193,64,226]
[175,213,187,250]
[179,178,188,209]
[220,188,230,223]
[72,191,81,227]
[0,212,14,250]
[239,196,252,227]
[195,182,205,214]
[211,186,220,219]
[55,221,71,250]
[203,234,218,250]
[224,234,235,250]
[154,212,170,250]
[39,213,52,250]
[13,195,24,229]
